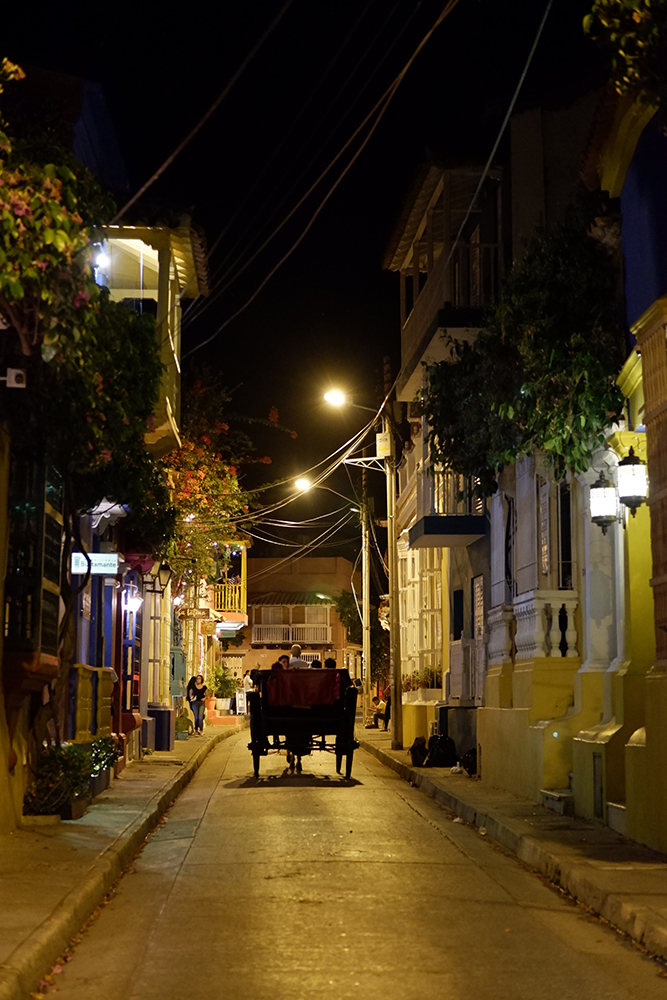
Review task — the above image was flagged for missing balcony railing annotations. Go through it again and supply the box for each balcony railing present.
[214,582,247,614]
[402,241,499,369]
[252,625,332,645]
[418,469,484,519]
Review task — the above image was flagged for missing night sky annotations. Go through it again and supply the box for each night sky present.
[5,0,603,554]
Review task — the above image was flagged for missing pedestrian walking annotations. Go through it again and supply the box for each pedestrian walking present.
[187,673,208,735]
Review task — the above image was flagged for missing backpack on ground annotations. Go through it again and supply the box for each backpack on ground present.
[409,736,428,767]
[425,734,458,768]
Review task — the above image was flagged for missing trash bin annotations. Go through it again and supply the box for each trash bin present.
[147,705,175,751]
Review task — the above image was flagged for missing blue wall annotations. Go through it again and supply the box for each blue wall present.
[621,117,667,329]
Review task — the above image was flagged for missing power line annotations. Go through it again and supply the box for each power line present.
[182,0,460,359]
[185,0,416,325]
[111,0,294,224]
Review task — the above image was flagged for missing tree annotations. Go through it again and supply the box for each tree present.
[334,589,389,685]
[422,198,626,492]
[585,1,667,108]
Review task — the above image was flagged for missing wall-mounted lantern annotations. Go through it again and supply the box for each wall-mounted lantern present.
[589,470,618,535]
[145,561,173,595]
[617,446,648,516]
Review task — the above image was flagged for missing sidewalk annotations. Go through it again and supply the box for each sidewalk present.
[0,723,245,1000]
[360,728,667,961]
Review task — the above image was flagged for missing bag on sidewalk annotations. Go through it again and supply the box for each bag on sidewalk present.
[461,747,477,776]
[425,734,457,768]
[409,736,428,767]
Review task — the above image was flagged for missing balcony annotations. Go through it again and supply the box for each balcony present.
[408,470,487,549]
[252,625,332,645]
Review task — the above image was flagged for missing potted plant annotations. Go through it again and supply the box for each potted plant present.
[23,743,92,821]
[210,663,236,712]
[175,709,194,740]
[89,735,123,798]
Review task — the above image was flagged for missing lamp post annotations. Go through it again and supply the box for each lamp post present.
[294,478,365,687]
[323,388,403,749]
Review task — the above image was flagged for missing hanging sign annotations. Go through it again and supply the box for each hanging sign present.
[71,552,120,575]
[178,607,211,619]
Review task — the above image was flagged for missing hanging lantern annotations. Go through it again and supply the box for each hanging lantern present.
[589,470,617,535]
[617,446,648,516]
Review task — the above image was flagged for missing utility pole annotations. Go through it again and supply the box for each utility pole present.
[362,462,372,720]
[383,356,403,749]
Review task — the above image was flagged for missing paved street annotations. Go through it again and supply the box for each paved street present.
[50,731,667,1000]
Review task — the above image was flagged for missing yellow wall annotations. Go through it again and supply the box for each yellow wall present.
[402,702,437,746]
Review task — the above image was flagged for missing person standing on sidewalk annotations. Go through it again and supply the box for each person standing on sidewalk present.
[187,673,207,735]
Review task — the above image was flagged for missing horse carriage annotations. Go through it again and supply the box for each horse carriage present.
[247,668,359,778]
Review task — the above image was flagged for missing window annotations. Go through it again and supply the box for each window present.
[472,575,484,640]
[262,606,283,625]
[305,605,327,625]
[504,496,516,602]
[538,477,550,577]
[452,590,464,641]
[557,482,573,590]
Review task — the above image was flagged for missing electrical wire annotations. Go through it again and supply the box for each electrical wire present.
[247,509,357,580]
[111,0,294,224]
[185,0,414,325]
[182,0,460,358]
[201,1,375,268]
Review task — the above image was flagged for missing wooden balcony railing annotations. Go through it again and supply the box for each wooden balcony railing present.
[252,625,332,645]
[213,582,247,614]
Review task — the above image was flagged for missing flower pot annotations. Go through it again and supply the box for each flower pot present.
[215,698,226,711]
[89,767,111,799]
[59,796,90,821]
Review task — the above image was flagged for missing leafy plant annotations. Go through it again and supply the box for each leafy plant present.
[334,589,389,685]
[585,0,667,107]
[209,662,237,699]
[90,735,123,775]
[23,743,91,815]
[422,198,626,491]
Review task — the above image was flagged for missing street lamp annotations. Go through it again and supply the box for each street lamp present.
[324,389,403,749]
[617,446,648,516]
[589,469,618,535]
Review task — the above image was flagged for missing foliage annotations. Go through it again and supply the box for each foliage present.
[175,710,194,734]
[0,59,111,360]
[422,201,626,491]
[402,669,441,692]
[334,589,389,685]
[23,743,91,815]
[90,735,123,774]
[0,60,174,549]
[584,0,667,107]
[167,374,289,590]
[209,662,237,699]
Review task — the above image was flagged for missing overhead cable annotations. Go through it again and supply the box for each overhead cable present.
[182,0,460,358]
[111,0,294,224]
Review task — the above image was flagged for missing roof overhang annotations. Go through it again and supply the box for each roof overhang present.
[104,222,208,299]
[408,514,487,549]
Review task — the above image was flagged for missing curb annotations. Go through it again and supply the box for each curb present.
[360,737,667,962]
[0,726,242,1000]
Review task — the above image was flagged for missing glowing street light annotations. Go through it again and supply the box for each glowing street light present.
[324,389,346,407]
[295,477,312,492]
